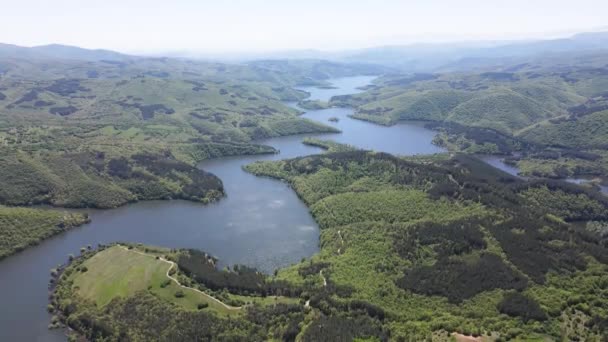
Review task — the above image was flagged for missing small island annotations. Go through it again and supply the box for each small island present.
[328,116,339,122]
[297,99,330,110]
[301,137,358,152]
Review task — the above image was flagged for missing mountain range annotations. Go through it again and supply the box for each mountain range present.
[2,30,608,73]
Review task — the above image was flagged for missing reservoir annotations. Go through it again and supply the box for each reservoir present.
[0,76,445,341]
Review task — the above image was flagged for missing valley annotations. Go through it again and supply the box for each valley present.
[0,33,607,341]
[45,75,608,341]
[0,76,446,341]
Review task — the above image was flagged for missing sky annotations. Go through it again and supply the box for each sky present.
[1,0,607,54]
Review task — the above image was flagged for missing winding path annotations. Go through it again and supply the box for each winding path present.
[320,270,327,287]
[119,245,242,311]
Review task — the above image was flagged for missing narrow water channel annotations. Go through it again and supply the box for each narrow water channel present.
[479,155,608,194]
[0,76,444,341]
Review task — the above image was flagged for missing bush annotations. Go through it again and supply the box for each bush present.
[498,292,547,322]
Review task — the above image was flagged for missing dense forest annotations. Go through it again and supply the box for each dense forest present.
[0,150,225,208]
[0,206,89,259]
[245,151,608,340]
[53,150,608,341]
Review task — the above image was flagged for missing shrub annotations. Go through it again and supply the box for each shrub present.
[497,292,547,322]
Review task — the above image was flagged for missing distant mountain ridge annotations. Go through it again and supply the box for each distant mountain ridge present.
[339,31,608,72]
[136,30,608,72]
[2,30,608,70]
[0,43,132,61]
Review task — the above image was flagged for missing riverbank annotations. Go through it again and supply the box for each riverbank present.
[0,207,90,260]
[480,154,608,195]
[1,76,403,341]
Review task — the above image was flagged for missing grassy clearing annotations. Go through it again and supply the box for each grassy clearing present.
[70,246,242,316]
[71,246,166,306]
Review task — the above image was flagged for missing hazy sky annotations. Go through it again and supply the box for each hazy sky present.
[1,0,607,53]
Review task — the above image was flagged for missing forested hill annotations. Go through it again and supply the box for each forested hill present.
[330,55,608,181]
[0,52,384,209]
[51,151,608,341]
[245,151,608,341]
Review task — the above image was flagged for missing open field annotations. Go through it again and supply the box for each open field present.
[67,245,300,318]
[70,245,243,315]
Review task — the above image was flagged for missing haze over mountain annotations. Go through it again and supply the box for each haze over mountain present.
[2,30,608,73]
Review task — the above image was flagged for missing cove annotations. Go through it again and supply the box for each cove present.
[0,76,444,341]
[480,155,608,194]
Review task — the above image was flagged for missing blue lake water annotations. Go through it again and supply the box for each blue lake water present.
[0,76,445,341]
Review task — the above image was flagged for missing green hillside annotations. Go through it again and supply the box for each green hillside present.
[245,151,608,341]
[53,151,608,341]
[520,110,608,149]
[353,89,473,125]
[333,62,608,180]
[0,149,225,208]
[0,56,366,258]
[0,56,361,209]
[446,89,551,134]
[0,206,89,259]
[337,72,590,135]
